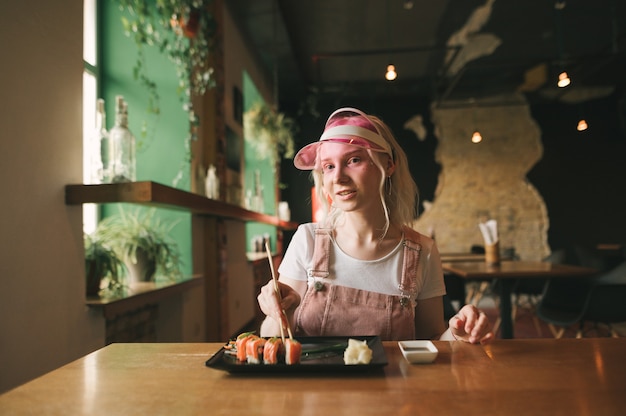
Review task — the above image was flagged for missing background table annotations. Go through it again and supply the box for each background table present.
[442,261,598,338]
[1,339,625,415]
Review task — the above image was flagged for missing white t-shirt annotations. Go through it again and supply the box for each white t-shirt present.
[278,223,446,302]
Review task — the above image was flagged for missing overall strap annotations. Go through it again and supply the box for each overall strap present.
[308,227,332,278]
[399,226,422,306]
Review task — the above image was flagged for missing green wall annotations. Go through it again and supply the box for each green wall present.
[100,2,192,277]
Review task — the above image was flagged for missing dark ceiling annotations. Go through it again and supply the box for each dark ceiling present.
[227,0,626,107]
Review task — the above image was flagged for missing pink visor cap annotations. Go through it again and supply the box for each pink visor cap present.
[293,107,393,170]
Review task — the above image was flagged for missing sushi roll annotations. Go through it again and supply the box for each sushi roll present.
[246,336,267,364]
[235,332,255,362]
[285,338,302,365]
[263,337,284,365]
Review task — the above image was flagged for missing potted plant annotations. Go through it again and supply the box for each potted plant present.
[96,208,183,283]
[84,233,124,296]
[244,101,296,165]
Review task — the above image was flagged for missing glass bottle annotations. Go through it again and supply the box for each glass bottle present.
[108,95,136,182]
[91,98,108,183]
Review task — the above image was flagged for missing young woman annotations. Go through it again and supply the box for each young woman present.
[258,108,493,344]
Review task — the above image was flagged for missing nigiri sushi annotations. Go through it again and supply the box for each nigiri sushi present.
[263,337,284,365]
[284,338,302,365]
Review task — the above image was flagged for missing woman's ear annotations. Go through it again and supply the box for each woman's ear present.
[386,156,396,177]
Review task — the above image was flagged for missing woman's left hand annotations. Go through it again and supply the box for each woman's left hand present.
[449,304,494,344]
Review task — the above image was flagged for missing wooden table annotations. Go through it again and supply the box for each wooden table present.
[442,261,598,339]
[1,339,625,415]
[440,252,486,262]
[440,252,514,263]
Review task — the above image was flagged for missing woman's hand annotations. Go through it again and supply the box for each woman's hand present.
[448,304,494,344]
[257,280,301,331]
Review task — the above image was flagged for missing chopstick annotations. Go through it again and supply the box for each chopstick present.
[265,241,293,342]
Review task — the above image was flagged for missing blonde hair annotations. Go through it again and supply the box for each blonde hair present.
[311,113,418,237]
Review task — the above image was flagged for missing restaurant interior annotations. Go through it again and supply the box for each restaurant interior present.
[1,0,625,404]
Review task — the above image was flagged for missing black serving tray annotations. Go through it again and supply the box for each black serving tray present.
[205,335,387,374]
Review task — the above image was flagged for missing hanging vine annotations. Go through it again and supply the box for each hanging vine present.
[117,0,217,185]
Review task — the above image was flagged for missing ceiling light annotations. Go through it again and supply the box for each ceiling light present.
[577,119,588,131]
[557,71,570,87]
[471,131,483,143]
[385,64,397,81]
[403,1,414,10]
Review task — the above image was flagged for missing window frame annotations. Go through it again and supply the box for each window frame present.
[82,0,101,234]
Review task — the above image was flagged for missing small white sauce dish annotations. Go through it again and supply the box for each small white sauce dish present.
[398,340,438,364]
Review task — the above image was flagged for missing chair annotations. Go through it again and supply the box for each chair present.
[536,277,626,338]
[508,249,567,336]
[464,245,492,305]
[580,284,626,337]
[574,244,609,271]
[535,277,595,338]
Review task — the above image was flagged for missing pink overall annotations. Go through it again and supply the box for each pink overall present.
[294,226,422,341]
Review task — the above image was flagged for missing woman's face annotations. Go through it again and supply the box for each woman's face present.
[319,142,384,214]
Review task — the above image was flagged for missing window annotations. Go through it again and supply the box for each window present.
[83,0,99,233]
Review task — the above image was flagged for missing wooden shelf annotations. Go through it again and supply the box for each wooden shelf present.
[65,181,299,230]
[86,275,203,320]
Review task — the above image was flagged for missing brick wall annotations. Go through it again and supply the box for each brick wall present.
[414,96,550,261]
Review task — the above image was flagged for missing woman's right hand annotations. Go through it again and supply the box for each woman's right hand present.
[257,279,301,328]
